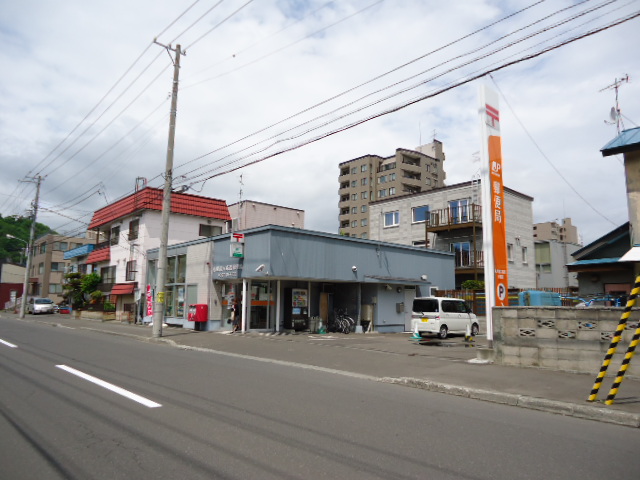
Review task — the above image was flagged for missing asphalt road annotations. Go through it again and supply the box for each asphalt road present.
[1,317,639,479]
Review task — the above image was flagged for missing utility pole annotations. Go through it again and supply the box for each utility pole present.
[152,41,184,338]
[20,176,42,319]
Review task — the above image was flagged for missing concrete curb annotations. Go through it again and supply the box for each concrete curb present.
[383,377,640,428]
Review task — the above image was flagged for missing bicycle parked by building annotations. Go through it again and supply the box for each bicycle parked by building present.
[329,308,355,334]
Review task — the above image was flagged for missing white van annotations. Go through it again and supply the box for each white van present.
[411,297,479,339]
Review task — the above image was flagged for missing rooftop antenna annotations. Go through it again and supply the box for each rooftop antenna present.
[600,74,630,134]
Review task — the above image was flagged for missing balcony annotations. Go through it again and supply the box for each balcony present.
[426,204,482,232]
[454,250,484,271]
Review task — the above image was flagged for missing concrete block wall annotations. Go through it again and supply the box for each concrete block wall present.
[493,307,640,378]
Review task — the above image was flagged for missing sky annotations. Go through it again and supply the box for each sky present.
[1,0,639,246]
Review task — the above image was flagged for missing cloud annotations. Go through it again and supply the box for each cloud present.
[1,0,638,246]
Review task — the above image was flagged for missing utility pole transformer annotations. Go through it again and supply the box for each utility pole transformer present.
[20,175,42,319]
[153,42,184,338]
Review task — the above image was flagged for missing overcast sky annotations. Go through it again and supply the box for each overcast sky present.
[1,0,639,245]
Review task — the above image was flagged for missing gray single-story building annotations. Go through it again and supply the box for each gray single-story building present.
[146,225,455,333]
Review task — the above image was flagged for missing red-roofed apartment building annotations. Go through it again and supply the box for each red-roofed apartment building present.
[85,186,230,322]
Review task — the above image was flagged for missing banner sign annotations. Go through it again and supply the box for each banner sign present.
[146,284,153,316]
[479,86,510,342]
[489,135,509,306]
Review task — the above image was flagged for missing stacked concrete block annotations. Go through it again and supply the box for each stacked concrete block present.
[493,307,640,378]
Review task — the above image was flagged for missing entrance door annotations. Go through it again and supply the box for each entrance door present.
[404,288,414,332]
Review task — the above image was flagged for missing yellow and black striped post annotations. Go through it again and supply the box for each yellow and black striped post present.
[604,323,640,405]
[587,275,640,402]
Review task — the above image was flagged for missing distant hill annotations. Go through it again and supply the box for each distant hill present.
[0,215,56,265]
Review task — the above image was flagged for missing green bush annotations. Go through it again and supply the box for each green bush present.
[461,280,485,290]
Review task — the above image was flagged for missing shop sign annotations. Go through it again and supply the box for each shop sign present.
[213,264,241,279]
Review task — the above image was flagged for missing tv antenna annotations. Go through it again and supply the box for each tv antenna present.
[600,74,629,134]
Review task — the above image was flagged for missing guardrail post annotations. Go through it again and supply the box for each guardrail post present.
[604,323,640,405]
[587,275,640,402]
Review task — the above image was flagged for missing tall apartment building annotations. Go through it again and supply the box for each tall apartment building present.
[30,234,95,303]
[533,218,579,244]
[338,140,446,238]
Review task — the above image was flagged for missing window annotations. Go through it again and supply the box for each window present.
[361,191,368,199]
[199,224,222,237]
[361,164,368,172]
[40,243,46,254]
[167,256,177,284]
[50,262,64,272]
[389,187,396,195]
[128,219,140,240]
[384,211,400,227]
[450,242,471,267]
[351,180,357,187]
[449,199,469,223]
[38,262,44,274]
[381,162,396,171]
[378,189,387,198]
[361,205,367,213]
[522,246,528,264]
[53,242,68,251]
[412,205,430,223]
[361,218,368,227]
[126,260,137,281]
[507,243,514,262]
[110,225,120,246]
[379,175,387,184]
[390,173,396,181]
[101,265,116,284]
[351,167,357,174]
[351,193,358,201]
[49,284,63,294]
[361,178,368,186]
[351,220,357,228]
[361,233,368,239]
[351,207,357,214]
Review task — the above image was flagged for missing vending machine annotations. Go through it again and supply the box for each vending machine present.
[284,288,308,331]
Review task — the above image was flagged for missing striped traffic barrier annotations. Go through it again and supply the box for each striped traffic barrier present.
[587,275,640,402]
[604,322,640,405]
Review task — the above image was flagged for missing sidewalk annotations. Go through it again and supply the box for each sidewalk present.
[3,312,640,428]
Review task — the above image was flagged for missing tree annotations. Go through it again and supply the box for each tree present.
[63,272,84,308]
[461,280,485,290]
[63,272,102,309]
[0,214,56,264]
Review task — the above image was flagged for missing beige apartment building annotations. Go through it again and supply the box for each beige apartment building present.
[338,140,446,238]
[228,200,305,231]
[30,234,95,303]
[533,217,579,244]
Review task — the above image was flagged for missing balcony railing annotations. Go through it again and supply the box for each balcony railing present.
[454,250,484,269]
[426,204,482,229]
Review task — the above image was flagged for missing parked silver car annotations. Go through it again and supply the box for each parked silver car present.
[27,298,56,315]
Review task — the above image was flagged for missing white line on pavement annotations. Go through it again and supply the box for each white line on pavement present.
[0,338,18,348]
[56,365,162,408]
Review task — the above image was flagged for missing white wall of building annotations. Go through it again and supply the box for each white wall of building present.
[368,182,536,289]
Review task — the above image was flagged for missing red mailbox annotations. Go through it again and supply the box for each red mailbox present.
[188,304,208,322]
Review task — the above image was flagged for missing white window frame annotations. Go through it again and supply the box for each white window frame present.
[384,211,400,227]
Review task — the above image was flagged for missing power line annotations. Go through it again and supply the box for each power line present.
[181,10,640,187]
[177,1,632,184]
[489,74,617,226]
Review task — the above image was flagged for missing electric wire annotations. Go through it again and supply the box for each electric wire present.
[181,11,640,187]
[177,0,624,183]
[185,0,255,50]
[488,74,618,227]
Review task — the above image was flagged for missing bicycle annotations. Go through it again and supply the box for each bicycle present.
[331,309,355,334]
